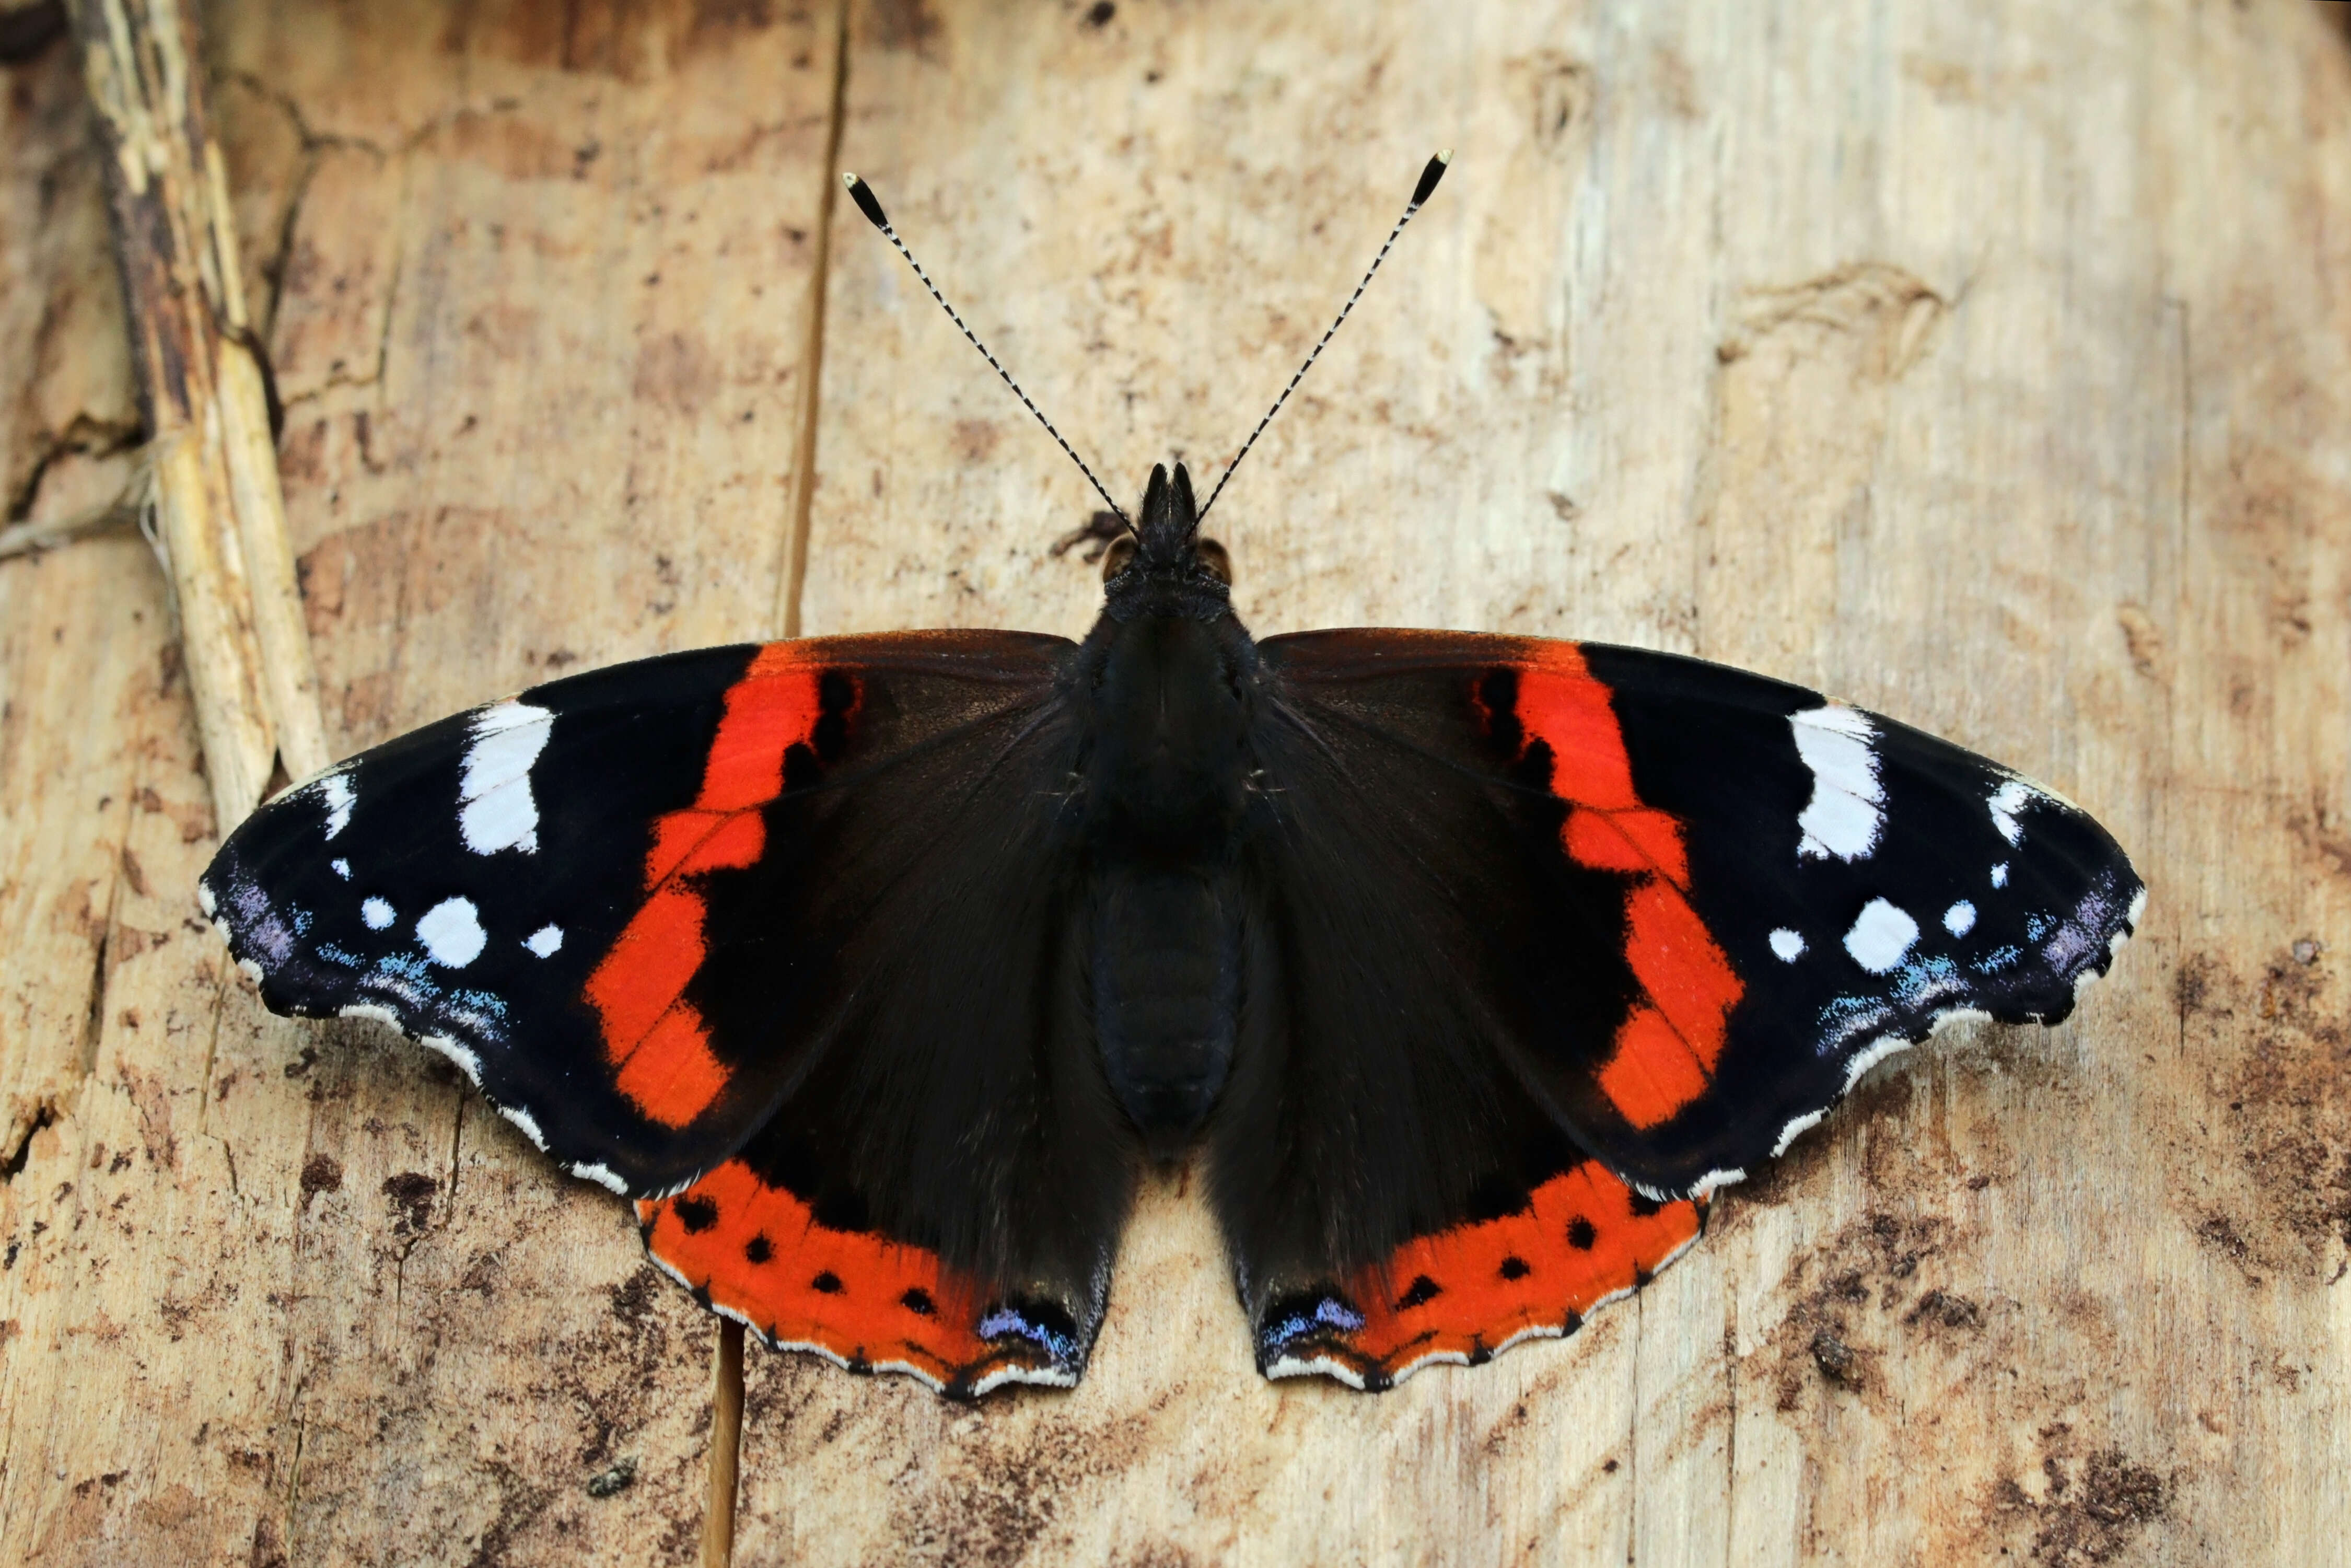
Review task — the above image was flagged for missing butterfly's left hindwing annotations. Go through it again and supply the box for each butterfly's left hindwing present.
[205,630,1136,1395]
[1220,630,2141,1386]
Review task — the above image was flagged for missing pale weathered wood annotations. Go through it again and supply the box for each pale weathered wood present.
[215,0,838,1557]
[2,0,842,1561]
[0,21,144,1204]
[741,1,2350,1564]
[0,49,289,1560]
[68,0,330,819]
[5,1,2349,1564]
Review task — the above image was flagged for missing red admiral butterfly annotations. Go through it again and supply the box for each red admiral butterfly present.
[202,156,2141,1397]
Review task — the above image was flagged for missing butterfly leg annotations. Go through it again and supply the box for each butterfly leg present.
[1049,509,1130,563]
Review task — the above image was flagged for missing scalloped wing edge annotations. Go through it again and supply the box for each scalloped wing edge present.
[1261,1224,1710,1391]
[1669,880,2145,1204]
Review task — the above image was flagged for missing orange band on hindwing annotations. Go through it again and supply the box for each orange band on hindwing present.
[1354,1166,1702,1373]
[1500,646,1745,1130]
[637,1162,1056,1396]
[1330,1160,1702,1383]
[586,647,841,1128]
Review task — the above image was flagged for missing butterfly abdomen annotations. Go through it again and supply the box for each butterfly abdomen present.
[1067,577,1261,1153]
[1091,864,1243,1154]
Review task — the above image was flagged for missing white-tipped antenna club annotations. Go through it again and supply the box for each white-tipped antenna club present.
[1196,149,1452,524]
[842,172,1131,527]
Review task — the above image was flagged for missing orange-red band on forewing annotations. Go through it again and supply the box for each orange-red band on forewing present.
[587,886,706,1050]
[638,1162,1035,1393]
[1333,1160,1702,1379]
[1597,1007,1712,1128]
[697,648,822,812]
[1623,881,1742,1046]
[1509,645,1743,1130]
[614,1009,730,1129]
[1514,652,1639,810]
[1564,806,1691,888]
[585,645,838,1129]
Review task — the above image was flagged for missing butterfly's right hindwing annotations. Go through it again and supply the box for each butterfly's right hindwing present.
[205,631,1136,1392]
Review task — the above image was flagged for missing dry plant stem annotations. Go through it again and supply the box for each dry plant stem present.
[145,428,274,823]
[0,497,136,559]
[70,0,328,827]
[703,1320,746,1568]
[216,340,330,781]
[775,0,853,641]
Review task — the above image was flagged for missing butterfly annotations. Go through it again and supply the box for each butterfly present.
[201,156,2143,1397]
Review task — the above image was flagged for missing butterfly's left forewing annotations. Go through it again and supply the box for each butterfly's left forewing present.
[1221,630,2141,1387]
[205,630,1135,1396]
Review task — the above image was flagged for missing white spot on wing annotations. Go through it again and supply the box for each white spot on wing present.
[1991,861,2010,888]
[524,924,564,958]
[416,897,487,968]
[362,897,395,930]
[318,773,356,840]
[968,1362,1081,1396]
[417,1031,484,1085]
[1768,928,1806,962]
[1840,1033,1913,1091]
[331,858,352,880]
[197,882,218,917]
[571,1162,629,1194]
[501,1105,548,1149]
[1791,705,1884,861]
[1943,900,1977,936]
[460,702,554,855]
[1844,898,1919,973]
[1771,1109,1827,1157]
[1988,780,2035,845]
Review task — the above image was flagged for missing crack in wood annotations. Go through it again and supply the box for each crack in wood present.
[0,1102,59,1184]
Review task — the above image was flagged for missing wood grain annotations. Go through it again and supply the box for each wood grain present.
[4,1,840,1559]
[4,0,2348,1563]
[750,1,2348,1563]
[70,0,331,822]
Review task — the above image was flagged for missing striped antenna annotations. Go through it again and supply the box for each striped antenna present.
[842,173,1131,527]
[1196,150,1452,524]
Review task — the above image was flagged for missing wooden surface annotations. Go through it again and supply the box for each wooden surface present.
[3,0,2348,1562]
[70,0,332,829]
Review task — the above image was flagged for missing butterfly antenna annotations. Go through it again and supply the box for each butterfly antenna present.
[842,173,1131,528]
[1197,150,1452,525]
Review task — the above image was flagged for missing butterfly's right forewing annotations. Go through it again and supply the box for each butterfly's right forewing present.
[206,630,1136,1393]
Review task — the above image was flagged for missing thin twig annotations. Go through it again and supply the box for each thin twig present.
[701,1321,745,1567]
[0,493,137,560]
[72,0,331,825]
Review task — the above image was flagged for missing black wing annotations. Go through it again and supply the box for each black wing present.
[204,631,1135,1393]
[1209,630,2141,1385]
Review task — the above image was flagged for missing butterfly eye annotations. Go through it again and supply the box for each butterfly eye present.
[1195,539,1233,586]
[1100,536,1138,582]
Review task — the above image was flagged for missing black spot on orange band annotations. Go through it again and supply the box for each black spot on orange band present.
[1265,1159,1704,1387]
[637,1158,1076,1397]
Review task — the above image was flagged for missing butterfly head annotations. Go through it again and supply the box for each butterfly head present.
[1100,463,1232,622]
